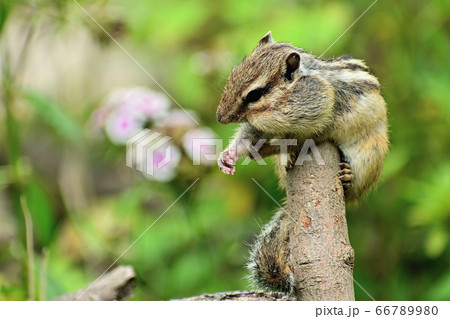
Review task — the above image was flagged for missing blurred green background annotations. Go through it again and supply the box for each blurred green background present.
[1,0,449,301]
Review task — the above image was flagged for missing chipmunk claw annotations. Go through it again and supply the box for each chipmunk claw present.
[339,162,353,186]
[285,151,297,171]
[218,149,238,175]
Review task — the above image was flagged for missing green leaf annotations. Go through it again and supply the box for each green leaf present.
[428,270,450,300]
[45,249,90,300]
[425,227,448,258]
[24,178,57,246]
[382,147,409,181]
[0,165,9,189]
[0,0,11,35]
[23,91,84,147]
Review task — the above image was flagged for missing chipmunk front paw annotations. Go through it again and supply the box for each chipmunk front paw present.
[286,152,296,171]
[339,162,354,188]
[218,149,238,175]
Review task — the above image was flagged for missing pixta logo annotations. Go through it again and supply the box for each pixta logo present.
[126,129,175,176]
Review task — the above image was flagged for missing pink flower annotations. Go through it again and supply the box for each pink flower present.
[92,87,171,144]
[182,128,218,166]
[105,108,145,145]
[143,142,181,182]
[121,88,170,120]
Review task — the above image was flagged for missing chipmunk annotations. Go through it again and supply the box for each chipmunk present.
[216,32,388,293]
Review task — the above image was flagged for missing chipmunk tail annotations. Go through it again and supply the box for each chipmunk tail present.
[247,210,295,294]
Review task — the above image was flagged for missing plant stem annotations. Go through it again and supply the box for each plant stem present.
[20,196,35,301]
[39,248,49,301]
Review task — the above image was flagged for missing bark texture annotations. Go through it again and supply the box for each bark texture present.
[176,290,293,301]
[55,265,136,301]
[286,142,354,300]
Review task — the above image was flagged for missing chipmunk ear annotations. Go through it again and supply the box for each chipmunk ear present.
[285,52,300,81]
[257,31,274,47]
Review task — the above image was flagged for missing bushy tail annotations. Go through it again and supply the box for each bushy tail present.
[247,210,295,294]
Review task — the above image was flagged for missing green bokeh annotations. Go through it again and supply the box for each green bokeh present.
[0,0,449,300]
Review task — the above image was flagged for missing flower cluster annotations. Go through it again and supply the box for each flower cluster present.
[91,87,218,181]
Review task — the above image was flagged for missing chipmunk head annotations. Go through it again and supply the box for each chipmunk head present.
[216,31,304,131]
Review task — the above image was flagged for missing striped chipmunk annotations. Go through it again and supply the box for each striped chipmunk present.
[216,32,388,293]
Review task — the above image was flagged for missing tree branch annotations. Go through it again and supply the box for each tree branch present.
[55,265,136,301]
[285,142,354,300]
[175,291,293,301]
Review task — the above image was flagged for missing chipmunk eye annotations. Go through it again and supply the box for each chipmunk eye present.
[245,88,265,103]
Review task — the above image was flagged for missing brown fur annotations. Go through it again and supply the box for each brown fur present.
[217,32,389,292]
